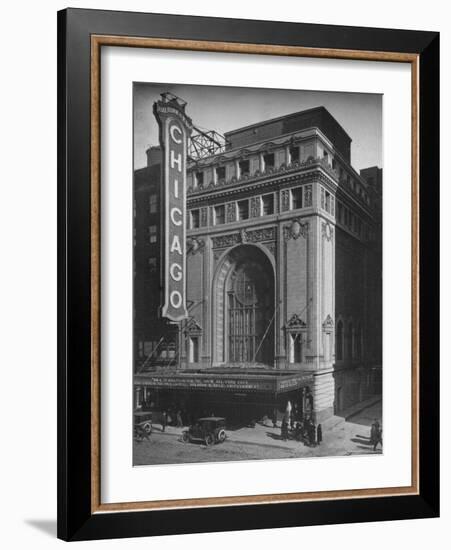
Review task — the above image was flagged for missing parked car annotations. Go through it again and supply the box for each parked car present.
[182,417,227,446]
[134,411,153,435]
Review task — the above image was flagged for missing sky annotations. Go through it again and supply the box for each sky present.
[134,82,382,173]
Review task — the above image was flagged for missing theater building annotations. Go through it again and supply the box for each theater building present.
[134,104,382,423]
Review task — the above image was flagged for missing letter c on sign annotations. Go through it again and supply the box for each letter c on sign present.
[170,291,182,309]
[170,125,182,144]
[170,263,182,281]
[170,207,182,226]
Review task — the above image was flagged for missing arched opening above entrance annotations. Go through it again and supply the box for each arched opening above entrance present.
[212,245,275,367]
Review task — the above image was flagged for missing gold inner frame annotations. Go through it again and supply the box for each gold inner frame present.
[90,35,419,514]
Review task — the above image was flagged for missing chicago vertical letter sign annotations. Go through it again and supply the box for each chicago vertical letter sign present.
[153,93,193,322]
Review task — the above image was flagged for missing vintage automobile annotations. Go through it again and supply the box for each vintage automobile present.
[134,410,153,440]
[182,417,227,446]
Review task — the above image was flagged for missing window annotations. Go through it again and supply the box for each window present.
[337,202,343,223]
[323,149,329,162]
[237,200,249,220]
[149,193,157,214]
[189,337,200,363]
[239,159,250,177]
[291,187,303,210]
[195,171,204,187]
[191,209,200,229]
[289,333,302,363]
[336,321,343,361]
[148,257,157,273]
[332,158,337,169]
[143,341,154,357]
[263,152,275,170]
[325,190,331,213]
[214,204,225,225]
[149,225,157,244]
[262,194,274,216]
[215,166,226,182]
[346,323,353,359]
[356,325,362,359]
[289,146,300,163]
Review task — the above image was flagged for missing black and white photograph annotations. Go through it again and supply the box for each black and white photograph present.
[133,83,383,466]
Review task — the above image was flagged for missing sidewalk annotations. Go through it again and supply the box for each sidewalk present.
[151,395,382,451]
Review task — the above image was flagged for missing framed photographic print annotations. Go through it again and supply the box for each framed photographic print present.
[57,8,439,541]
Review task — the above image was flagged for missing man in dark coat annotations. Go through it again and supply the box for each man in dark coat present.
[308,421,316,446]
[372,423,382,451]
[281,418,289,441]
[370,419,380,449]
[316,423,323,445]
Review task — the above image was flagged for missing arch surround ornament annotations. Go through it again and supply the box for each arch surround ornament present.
[211,243,276,366]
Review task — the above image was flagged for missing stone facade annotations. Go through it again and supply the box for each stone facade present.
[134,106,382,421]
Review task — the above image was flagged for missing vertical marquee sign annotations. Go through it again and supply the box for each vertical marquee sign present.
[153,93,193,322]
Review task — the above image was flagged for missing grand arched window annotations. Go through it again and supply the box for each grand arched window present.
[336,320,343,360]
[356,324,362,360]
[227,259,273,363]
[346,322,353,360]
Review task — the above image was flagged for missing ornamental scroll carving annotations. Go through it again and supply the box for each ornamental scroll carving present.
[286,313,307,329]
[187,237,205,255]
[284,219,309,240]
[322,222,334,242]
[212,233,240,249]
[212,227,276,249]
[184,318,202,334]
[322,314,334,330]
[246,227,276,243]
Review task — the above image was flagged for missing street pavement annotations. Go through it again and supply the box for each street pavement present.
[133,400,382,466]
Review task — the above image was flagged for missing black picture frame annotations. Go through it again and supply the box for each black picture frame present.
[57,8,439,541]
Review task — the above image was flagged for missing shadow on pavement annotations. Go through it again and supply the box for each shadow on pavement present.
[351,437,373,446]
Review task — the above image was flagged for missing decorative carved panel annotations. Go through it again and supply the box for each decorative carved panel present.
[212,233,240,249]
[284,219,309,240]
[281,189,290,212]
[226,202,236,223]
[304,184,312,207]
[200,207,208,227]
[250,196,261,218]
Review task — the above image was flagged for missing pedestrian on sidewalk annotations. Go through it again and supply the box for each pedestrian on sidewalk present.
[308,420,317,447]
[281,418,289,441]
[272,408,278,428]
[373,425,382,451]
[316,423,322,445]
[161,410,167,432]
[176,410,183,428]
[370,419,380,449]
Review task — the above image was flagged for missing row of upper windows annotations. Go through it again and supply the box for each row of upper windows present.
[189,185,308,229]
[335,319,363,361]
[319,187,374,242]
[320,186,335,216]
[190,141,370,206]
[336,201,368,239]
[133,195,158,218]
[190,194,274,229]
